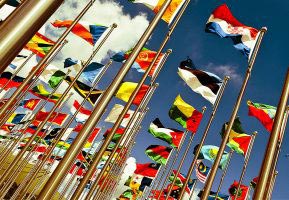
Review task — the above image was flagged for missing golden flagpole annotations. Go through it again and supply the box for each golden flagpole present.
[233,131,257,200]
[201,27,267,200]
[0,0,8,9]
[0,0,64,71]
[253,68,289,199]
[178,76,230,199]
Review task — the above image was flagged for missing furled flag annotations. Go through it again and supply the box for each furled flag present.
[196,160,210,183]
[220,117,252,156]
[194,144,229,170]
[104,104,138,127]
[145,145,172,165]
[168,170,186,187]
[115,82,149,106]
[148,118,184,148]
[205,4,259,60]
[51,20,108,46]
[177,58,223,104]
[7,113,26,124]
[168,94,203,133]
[25,32,55,57]
[111,47,164,77]
[198,190,230,200]
[34,111,69,126]
[70,100,92,124]
[250,176,258,189]
[228,181,249,200]
[247,100,276,132]
[29,84,61,103]
[103,127,125,142]
[0,72,24,89]
[134,163,161,178]
[128,0,185,24]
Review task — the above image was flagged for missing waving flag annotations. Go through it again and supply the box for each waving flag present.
[134,163,161,178]
[125,174,153,192]
[103,127,125,142]
[145,145,172,165]
[0,72,24,89]
[25,32,55,58]
[168,95,203,133]
[247,101,276,132]
[196,160,210,183]
[220,117,252,156]
[148,118,184,148]
[51,20,108,46]
[7,113,26,124]
[30,84,61,103]
[115,82,149,106]
[34,111,68,126]
[177,58,223,104]
[19,99,41,110]
[228,181,249,200]
[70,100,92,123]
[168,170,186,187]
[198,190,230,200]
[205,4,259,59]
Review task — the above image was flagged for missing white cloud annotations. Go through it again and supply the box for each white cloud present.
[44,0,149,64]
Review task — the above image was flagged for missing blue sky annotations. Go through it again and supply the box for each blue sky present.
[112,0,289,199]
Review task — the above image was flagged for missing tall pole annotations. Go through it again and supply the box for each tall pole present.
[178,76,230,199]
[234,131,257,200]
[37,0,175,195]
[253,68,289,199]
[0,0,64,71]
[0,0,8,9]
[201,27,267,200]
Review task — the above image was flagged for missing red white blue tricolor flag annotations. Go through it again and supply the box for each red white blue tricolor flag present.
[205,4,259,61]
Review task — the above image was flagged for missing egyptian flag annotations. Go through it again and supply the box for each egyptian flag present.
[0,72,25,89]
[247,101,276,132]
[51,20,108,46]
[34,111,68,126]
[134,163,161,178]
[228,181,249,200]
[29,84,61,103]
[25,32,55,58]
[103,127,125,142]
[220,117,252,156]
[115,82,149,106]
[168,95,203,133]
[145,145,172,165]
[148,118,184,148]
[70,100,92,124]
[205,4,259,60]
[177,58,223,104]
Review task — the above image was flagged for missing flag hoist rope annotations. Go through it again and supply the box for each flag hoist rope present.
[201,27,267,200]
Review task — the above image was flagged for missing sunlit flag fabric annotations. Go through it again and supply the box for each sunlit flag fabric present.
[168,170,186,187]
[115,82,149,106]
[19,99,41,110]
[34,111,69,126]
[24,32,55,58]
[134,163,161,178]
[220,117,252,156]
[104,104,138,127]
[148,118,184,148]
[103,127,125,142]
[29,84,61,103]
[228,181,249,200]
[0,72,24,89]
[194,144,229,170]
[51,20,108,46]
[198,190,230,200]
[177,58,223,104]
[168,94,203,133]
[7,113,26,124]
[205,4,259,60]
[128,0,185,24]
[145,145,172,165]
[247,100,276,132]
[112,47,164,77]
[196,160,210,183]
[70,100,92,124]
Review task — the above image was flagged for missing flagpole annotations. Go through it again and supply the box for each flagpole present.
[214,150,234,200]
[233,131,257,200]
[0,0,8,9]
[189,179,198,200]
[253,68,289,199]
[201,27,267,200]
[178,76,230,199]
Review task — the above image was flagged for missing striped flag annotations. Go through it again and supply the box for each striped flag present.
[195,160,210,183]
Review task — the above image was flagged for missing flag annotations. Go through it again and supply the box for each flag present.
[148,118,184,148]
[24,32,55,57]
[194,144,229,170]
[70,100,92,123]
[145,145,172,165]
[168,170,186,187]
[29,84,61,103]
[118,189,138,200]
[250,176,258,189]
[34,111,68,126]
[228,181,249,200]
[115,82,149,106]
[7,113,26,124]
[19,99,41,110]
[198,190,230,200]
[205,4,259,59]
[164,181,193,199]
[134,163,161,178]
[0,72,24,89]
[6,0,21,7]
[104,104,138,127]
[129,0,185,24]
[48,70,66,89]
[51,20,108,46]
[177,58,222,104]
[220,117,252,156]
[168,94,203,133]
[247,100,276,132]
[125,174,153,192]
[196,160,210,183]
[103,127,125,142]
[112,48,164,77]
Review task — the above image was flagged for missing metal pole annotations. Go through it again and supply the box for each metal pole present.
[0,0,8,9]
[234,131,257,200]
[178,76,230,199]
[201,27,267,200]
[253,68,289,199]
[0,0,64,71]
